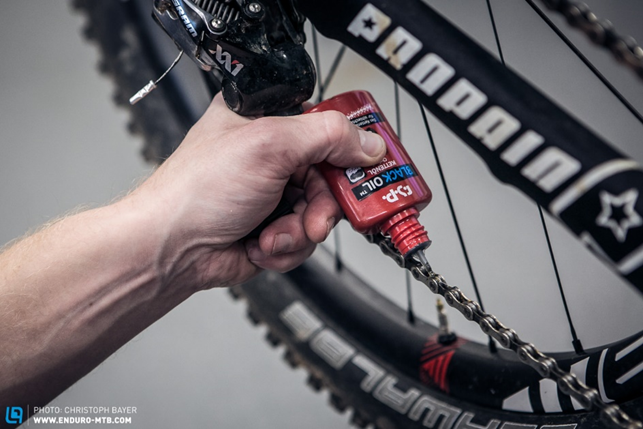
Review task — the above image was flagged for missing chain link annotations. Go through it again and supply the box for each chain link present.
[538,0,643,79]
[366,232,642,429]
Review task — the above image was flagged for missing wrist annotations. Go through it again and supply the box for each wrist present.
[118,186,234,292]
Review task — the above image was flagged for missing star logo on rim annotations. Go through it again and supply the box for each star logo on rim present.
[363,18,376,29]
[596,188,643,242]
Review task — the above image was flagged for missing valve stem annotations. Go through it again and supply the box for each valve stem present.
[413,250,457,345]
[436,298,457,345]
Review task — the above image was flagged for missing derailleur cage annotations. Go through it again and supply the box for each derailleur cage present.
[153,0,315,116]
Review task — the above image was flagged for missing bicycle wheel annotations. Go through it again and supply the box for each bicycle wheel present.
[74,0,643,427]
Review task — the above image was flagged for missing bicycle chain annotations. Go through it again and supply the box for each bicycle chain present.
[538,0,643,79]
[365,232,642,429]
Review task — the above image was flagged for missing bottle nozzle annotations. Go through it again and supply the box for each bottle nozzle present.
[381,208,431,257]
[415,249,432,272]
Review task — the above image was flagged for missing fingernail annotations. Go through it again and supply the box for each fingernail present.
[246,241,267,262]
[272,233,293,255]
[359,129,386,157]
[325,217,335,241]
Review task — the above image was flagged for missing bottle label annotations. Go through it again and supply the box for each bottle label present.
[351,164,418,201]
[344,109,419,202]
[306,90,432,234]
[350,111,385,128]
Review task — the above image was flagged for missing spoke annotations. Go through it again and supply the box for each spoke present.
[311,26,343,272]
[416,6,495,344]
[333,228,343,271]
[418,105,484,308]
[537,206,585,354]
[485,0,506,64]
[394,82,402,139]
[406,271,415,324]
[419,103,495,352]
[394,82,415,324]
[320,46,347,102]
[524,0,643,126]
[312,28,348,103]
[486,0,583,354]
[311,27,324,100]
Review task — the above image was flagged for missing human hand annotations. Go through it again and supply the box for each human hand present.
[128,94,386,290]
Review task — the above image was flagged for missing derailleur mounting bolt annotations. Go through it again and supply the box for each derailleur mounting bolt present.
[248,3,262,14]
[245,2,264,19]
[211,18,226,31]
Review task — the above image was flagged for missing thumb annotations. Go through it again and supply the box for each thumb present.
[244,110,386,176]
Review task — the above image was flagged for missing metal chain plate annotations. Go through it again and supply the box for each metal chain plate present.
[365,232,643,429]
[538,0,643,78]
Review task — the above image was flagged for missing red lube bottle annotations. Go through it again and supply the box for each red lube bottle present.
[306,90,433,257]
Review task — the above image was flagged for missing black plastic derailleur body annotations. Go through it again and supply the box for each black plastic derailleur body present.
[153,0,315,116]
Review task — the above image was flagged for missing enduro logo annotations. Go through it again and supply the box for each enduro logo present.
[214,44,245,76]
[5,407,23,425]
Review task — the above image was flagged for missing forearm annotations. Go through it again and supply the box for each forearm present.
[0,198,192,407]
[0,93,386,409]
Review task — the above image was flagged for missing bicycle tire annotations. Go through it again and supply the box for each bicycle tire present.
[74,0,643,427]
